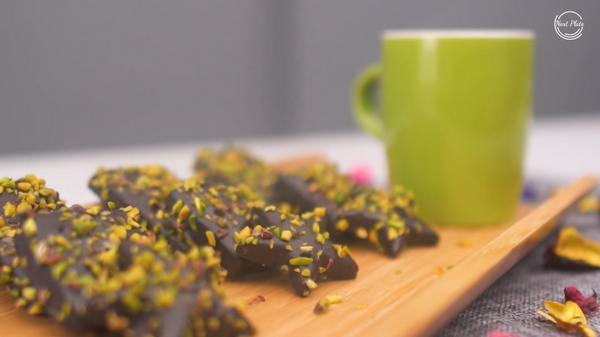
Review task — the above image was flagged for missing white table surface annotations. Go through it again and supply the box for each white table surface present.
[1,115,599,205]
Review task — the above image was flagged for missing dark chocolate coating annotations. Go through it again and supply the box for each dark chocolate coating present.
[194,148,438,258]
[273,173,438,258]
[119,241,254,337]
[166,182,357,297]
[0,194,24,296]
[0,176,64,314]
[88,169,190,253]
[270,175,338,225]
[237,208,358,297]
[194,147,276,199]
[13,209,133,332]
[402,212,439,247]
[13,207,253,336]
[164,188,266,278]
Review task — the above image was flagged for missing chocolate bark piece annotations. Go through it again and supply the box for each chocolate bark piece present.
[400,210,439,247]
[194,147,276,198]
[0,175,64,313]
[13,206,154,332]
[163,183,267,278]
[13,205,253,336]
[191,149,438,255]
[119,242,254,337]
[166,182,358,296]
[236,206,359,297]
[89,166,265,278]
[88,166,191,252]
[273,164,439,258]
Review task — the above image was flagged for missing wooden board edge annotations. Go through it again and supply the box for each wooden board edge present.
[269,153,328,173]
[353,176,598,337]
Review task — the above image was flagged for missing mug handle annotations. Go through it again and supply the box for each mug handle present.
[352,63,384,140]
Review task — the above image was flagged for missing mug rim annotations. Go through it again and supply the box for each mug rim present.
[382,30,535,39]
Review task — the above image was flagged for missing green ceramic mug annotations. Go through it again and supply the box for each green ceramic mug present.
[353,30,534,227]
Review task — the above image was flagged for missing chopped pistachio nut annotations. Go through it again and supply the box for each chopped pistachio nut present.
[4,202,16,217]
[300,245,314,253]
[206,231,216,246]
[85,206,101,216]
[23,218,37,237]
[355,227,368,239]
[289,257,313,266]
[17,182,32,192]
[98,247,118,265]
[336,219,349,232]
[290,219,303,227]
[178,205,191,223]
[280,230,292,242]
[312,222,320,234]
[154,288,177,309]
[170,200,183,217]
[28,303,44,315]
[387,228,399,241]
[316,234,325,244]
[21,287,37,301]
[16,202,32,214]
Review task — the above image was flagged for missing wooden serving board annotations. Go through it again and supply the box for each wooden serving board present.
[0,175,596,337]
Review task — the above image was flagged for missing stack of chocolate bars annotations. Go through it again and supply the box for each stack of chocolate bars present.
[0,147,438,337]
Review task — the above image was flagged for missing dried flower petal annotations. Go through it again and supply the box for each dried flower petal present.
[487,331,521,337]
[347,164,373,185]
[545,227,600,269]
[537,301,597,337]
[578,195,599,213]
[565,287,599,317]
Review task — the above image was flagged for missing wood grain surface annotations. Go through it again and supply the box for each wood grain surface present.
[0,171,595,337]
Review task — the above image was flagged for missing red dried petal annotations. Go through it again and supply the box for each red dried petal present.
[564,287,599,317]
[585,291,599,317]
[326,258,334,270]
[348,165,373,185]
[488,331,521,337]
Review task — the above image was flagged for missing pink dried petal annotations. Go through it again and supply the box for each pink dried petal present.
[564,287,599,317]
[488,331,521,337]
[348,165,373,185]
[585,291,599,317]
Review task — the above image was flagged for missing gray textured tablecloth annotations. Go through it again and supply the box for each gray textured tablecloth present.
[438,208,600,337]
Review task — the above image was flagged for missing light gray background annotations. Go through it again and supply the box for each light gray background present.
[1,1,599,155]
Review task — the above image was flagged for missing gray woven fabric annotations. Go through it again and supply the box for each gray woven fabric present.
[438,210,600,337]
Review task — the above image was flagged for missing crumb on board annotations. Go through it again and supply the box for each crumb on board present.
[248,295,266,306]
[395,270,402,275]
[433,267,444,276]
[314,294,343,315]
[355,304,364,310]
[457,239,473,248]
